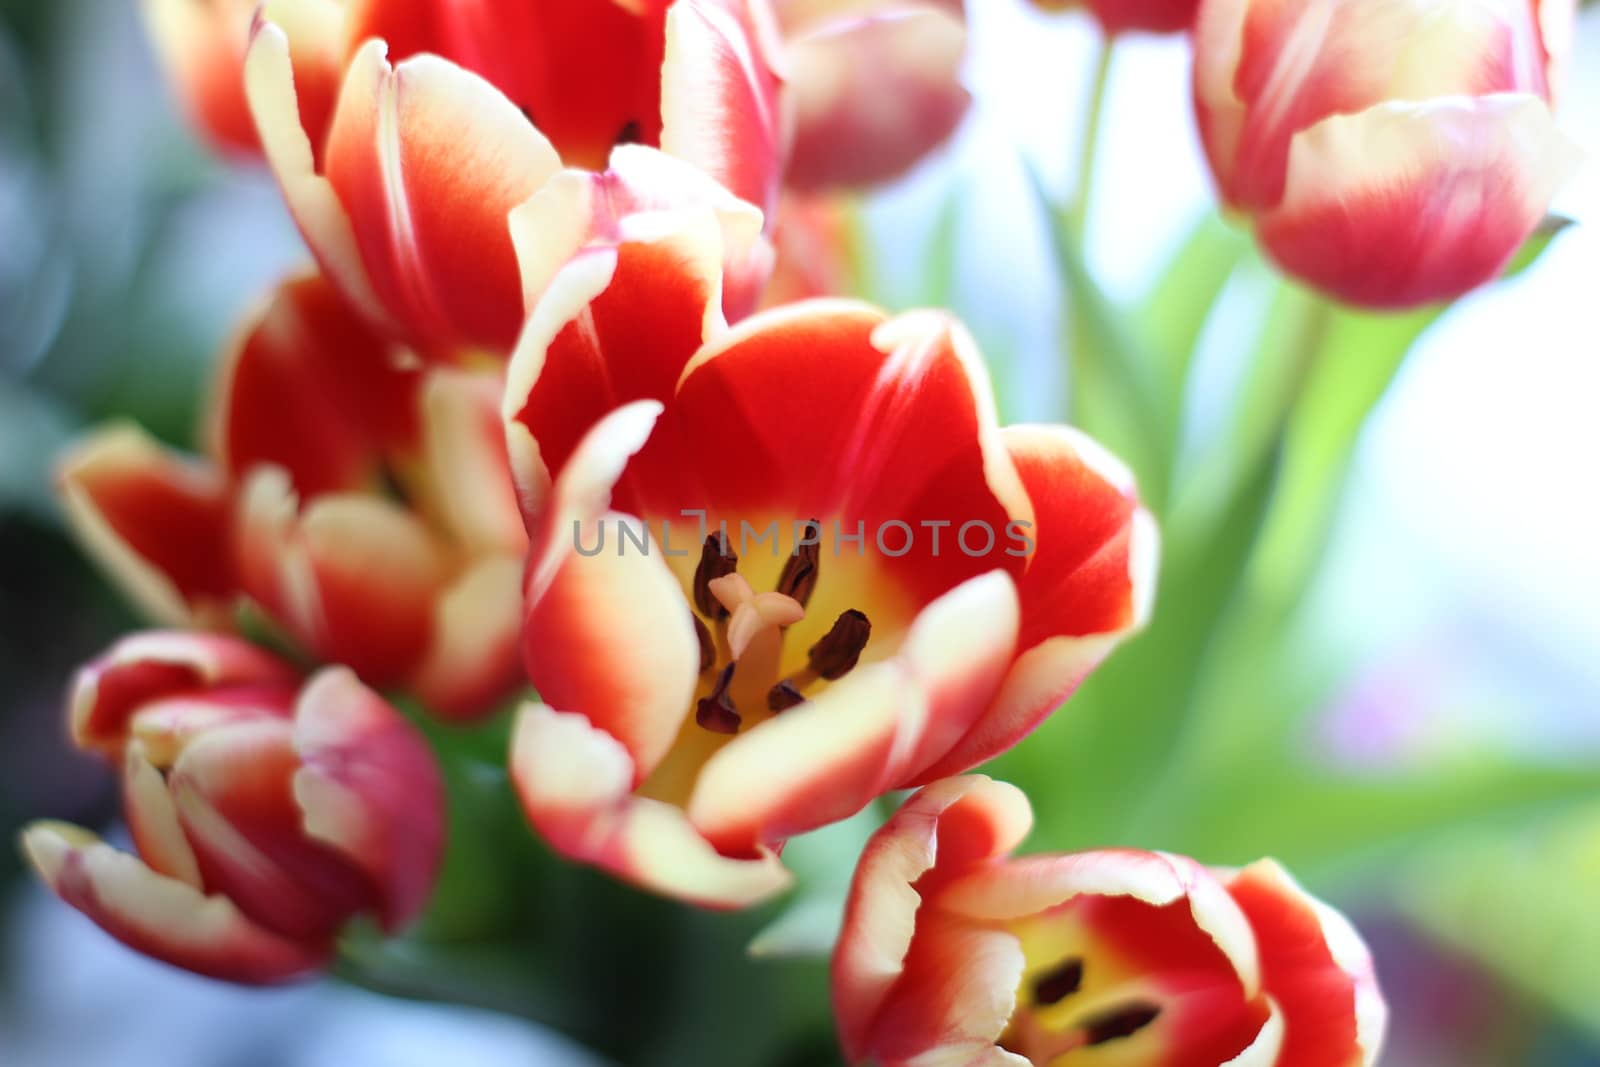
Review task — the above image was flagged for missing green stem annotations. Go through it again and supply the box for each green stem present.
[1068,38,1115,239]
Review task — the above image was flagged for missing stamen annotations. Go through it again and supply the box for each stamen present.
[767,680,805,713]
[775,519,821,608]
[1031,958,1084,1006]
[694,533,738,620]
[1082,1003,1161,1046]
[807,610,871,680]
[694,615,715,674]
[695,663,741,735]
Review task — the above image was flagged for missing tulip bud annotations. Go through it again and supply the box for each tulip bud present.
[1194,0,1581,308]
[774,0,972,190]
[21,632,445,984]
[834,777,1387,1066]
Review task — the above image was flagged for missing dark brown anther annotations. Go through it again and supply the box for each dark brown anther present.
[693,532,738,620]
[775,519,821,608]
[767,680,806,713]
[694,615,715,674]
[807,609,871,680]
[1030,958,1084,1006]
[695,663,741,735]
[616,119,643,146]
[1082,1003,1161,1046]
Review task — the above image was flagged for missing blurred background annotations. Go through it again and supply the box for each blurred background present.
[2,1,1596,1064]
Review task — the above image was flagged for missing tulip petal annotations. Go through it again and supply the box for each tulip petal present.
[509,702,792,908]
[291,668,447,932]
[123,745,203,888]
[419,370,526,556]
[143,0,342,157]
[510,144,768,317]
[673,306,1031,606]
[58,425,235,629]
[913,425,1156,781]
[409,554,528,722]
[234,468,448,685]
[938,850,1264,999]
[785,10,969,191]
[170,718,378,942]
[213,272,422,498]
[1224,861,1387,1067]
[660,0,787,218]
[21,822,327,984]
[505,211,728,520]
[833,776,1033,1062]
[1257,94,1581,308]
[341,0,671,171]
[520,403,702,780]
[69,631,299,757]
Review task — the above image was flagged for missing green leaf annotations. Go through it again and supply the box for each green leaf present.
[1025,163,1168,506]
[1250,219,1571,614]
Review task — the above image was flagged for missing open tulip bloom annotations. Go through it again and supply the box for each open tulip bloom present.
[834,777,1387,1066]
[21,633,445,984]
[502,198,1157,906]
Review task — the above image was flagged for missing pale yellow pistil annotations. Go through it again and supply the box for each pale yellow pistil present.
[688,532,871,735]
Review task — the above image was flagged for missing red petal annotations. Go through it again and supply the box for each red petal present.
[341,0,670,171]
[1083,0,1200,35]
[233,471,448,685]
[22,822,327,984]
[58,426,236,627]
[215,272,422,497]
[321,43,563,355]
[409,555,527,722]
[170,718,378,942]
[69,631,299,758]
[144,0,342,158]
[519,404,701,780]
[510,701,791,908]
[505,214,728,520]
[1225,861,1387,1067]
[912,425,1156,780]
[291,668,447,931]
[833,776,1033,1063]
[661,0,788,218]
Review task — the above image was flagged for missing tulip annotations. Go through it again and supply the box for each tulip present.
[760,193,864,307]
[243,0,786,358]
[1194,0,1581,308]
[834,776,1387,1066]
[141,0,344,156]
[774,0,971,190]
[59,273,527,721]
[20,632,445,984]
[503,200,1157,907]
[1028,0,1199,34]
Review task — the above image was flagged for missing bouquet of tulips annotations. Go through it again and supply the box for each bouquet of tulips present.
[15,0,1592,1064]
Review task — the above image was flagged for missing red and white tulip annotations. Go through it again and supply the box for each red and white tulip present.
[59,273,528,721]
[774,0,971,190]
[21,632,445,984]
[503,203,1156,907]
[242,0,786,358]
[1194,0,1582,308]
[834,776,1388,1066]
